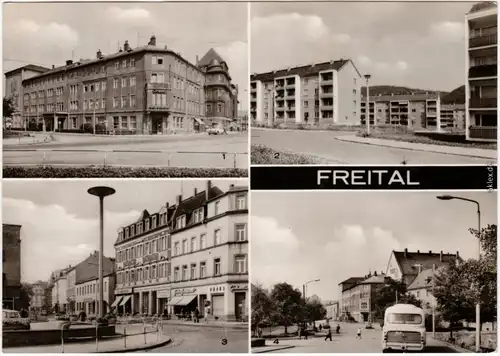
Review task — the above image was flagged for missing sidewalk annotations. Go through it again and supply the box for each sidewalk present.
[430,337,473,353]
[118,319,248,330]
[3,331,171,353]
[3,135,54,146]
[252,345,296,353]
[336,135,497,159]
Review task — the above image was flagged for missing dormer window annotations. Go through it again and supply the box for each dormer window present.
[193,208,204,223]
[130,225,135,236]
[152,216,157,229]
[145,219,150,231]
[125,227,129,238]
[160,213,166,225]
[177,215,186,229]
[214,201,220,215]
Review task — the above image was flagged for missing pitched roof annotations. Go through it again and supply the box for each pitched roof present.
[251,59,350,82]
[75,251,115,284]
[197,48,225,67]
[393,250,459,278]
[172,185,224,229]
[469,1,497,13]
[360,274,386,284]
[4,64,50,77]
[137,209,150,222]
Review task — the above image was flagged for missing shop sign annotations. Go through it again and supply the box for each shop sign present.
[174,288,197,296]
[115,288,133,295]
[143,253,159,263]
[230,284,248,291]
[83,298,93,302]
[124,259,136,268]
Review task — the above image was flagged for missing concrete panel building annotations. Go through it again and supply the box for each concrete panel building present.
[465,2,497,142]
[251,59,362,127]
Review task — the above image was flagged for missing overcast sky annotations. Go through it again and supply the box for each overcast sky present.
[251,1,476,91]
[252,191,497,302]
[3,179,246,283]
[3,2,248,109]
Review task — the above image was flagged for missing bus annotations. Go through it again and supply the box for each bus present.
[382,304,426,353]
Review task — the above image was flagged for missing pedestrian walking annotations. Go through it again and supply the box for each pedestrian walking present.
[194,307,200,323]
[303,326,308,340]
[336,324,341,334]
[356,327,362,339]
[298,326,302,340]
[324,328,332,341]
[319,324,322,332]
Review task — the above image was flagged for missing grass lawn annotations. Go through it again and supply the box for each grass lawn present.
[358,131,497,150]
[251,144,322,164]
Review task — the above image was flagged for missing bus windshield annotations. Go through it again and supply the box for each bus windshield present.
[387,313,422,324]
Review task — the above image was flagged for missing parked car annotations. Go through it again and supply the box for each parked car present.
[322,323,331,329]
[207,127,225,135]
[3,309,30,330]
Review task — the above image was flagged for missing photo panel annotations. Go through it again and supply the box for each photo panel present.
[250,189,497,353]
[250,1,497,166]
[3,1,249,178]
[2,179,249,353]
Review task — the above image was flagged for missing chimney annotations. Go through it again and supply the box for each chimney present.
[97,49,102,58]
[374,271,378,276]
[205,180,212,200]
[52,65,55,69]
[196,55,199,65]
[176,194,182,205]
[150,35,156,46]
[119,47,123,52]
[165,202,169,209]
[404,248,408,258]
[440,250,443,262]
[456,251,459,259]
[429,250,432,254]
[193,187,198,196]
[66,60,73,66]
[417,250,420,254]
[124,40,130,51]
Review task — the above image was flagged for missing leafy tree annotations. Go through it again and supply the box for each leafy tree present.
[251,284,275,336]
[304,299,327,327]
[270,282,303,334]
[3,97,16,119]
[18,282,33,310]
[372,277,418,320]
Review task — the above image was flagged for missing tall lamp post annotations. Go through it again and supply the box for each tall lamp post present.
[364,74,371,135]
[303,279,320,301]
[436,194,481,352]
[88,186,116,319]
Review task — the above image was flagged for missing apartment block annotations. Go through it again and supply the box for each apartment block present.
[251,59,362,126]
[360,93,451,131]
[9,36,238,134]
[465,2,498,142]
[441,104,466,130]
[30,281,50,311]
[339,273,385,323]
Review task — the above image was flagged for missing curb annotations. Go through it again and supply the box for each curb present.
[101,337,172,353]
[252,127,357,134]
[252,345,296,353]
[335,136,496,160]
[157,321,248,330]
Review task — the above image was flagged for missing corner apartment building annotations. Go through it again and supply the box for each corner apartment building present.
[250,59,361,126]
[360,92,452,131]
[169,182,248,321]
[339,272,385,323]
[74,251,116,316]
[3,224,22,310]
[465,2,498,142]
[12,36,238,134]
[4,65,50,128]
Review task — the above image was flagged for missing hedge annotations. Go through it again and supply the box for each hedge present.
[251,144,320,164]
[3,166,248,178]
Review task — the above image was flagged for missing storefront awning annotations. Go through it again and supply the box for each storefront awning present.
[176,295,197,306]
[194,117,205,125]
[110,296,123,308]
[119,295,131,306]
[167,296,183,306]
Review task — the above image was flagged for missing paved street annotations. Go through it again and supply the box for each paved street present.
[252,129,495,165]
[263,323,457,353]
[3,133,248,169]
[145,323,249,353]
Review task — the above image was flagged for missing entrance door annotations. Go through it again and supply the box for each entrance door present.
[199,295,206,316]
[211,295,224,318]
[234,292,246,321]
[152,117,162,134]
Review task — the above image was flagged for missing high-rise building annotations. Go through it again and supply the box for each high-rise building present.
[251,59,362,127]
[8,36,239,134]
[465,2,497,142]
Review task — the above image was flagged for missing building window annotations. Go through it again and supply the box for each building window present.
[182,265,188,280]
[182,239,188,254]
[236,194,246,210]
[214,258,221,276]
[214,201,220,215]
[122,77,127,87]
[190,264,196,279]
[191,237,197,252]
[235,224,246,241]
[235,255,246,273]
[177,215,186,229]
[113,78,119,89]
[174,242,180,256]
[214,229,221,245]
[200,262,206,278]
[174,267,179,281]
[200,234,206,249]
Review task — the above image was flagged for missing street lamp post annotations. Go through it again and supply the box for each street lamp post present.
[436,194,481,352]
[364,74,371,135]
[88,186,116,319]
[302,279,320,329]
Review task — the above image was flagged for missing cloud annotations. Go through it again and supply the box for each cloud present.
[3,198,139,282]
[107,7,152,22]
[332,33,351,44]
[396,60,408,71]
[252,216,300,248]
[215,40,248,105]
[11,19,78,47]
[429,21,464,43]
[358,55,372,66]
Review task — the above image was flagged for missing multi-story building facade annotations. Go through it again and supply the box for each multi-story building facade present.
[10,36,238,134]
[385,249,460,287]
[4,65,50,129]
[339,272,385,323]
[324,301,340,321]
[30,281,50,311]
[169,182,248,321]
[440,104,466,130]
[113,181,249,321]
[465,2,497,142]
[360,92,449,131]
[251,59,361,127]
[3,224,22,310]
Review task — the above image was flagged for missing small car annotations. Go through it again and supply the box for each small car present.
[207,127,225,135]
[3,309,30,330]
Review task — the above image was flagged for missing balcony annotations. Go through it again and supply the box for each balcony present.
[469,64,497,78]
[321,92,334,98]
[275,83,285,89]
[469,34,497,48]
[276,106,285,112]
[275,96,285,101]
[286,106,296,111]
[469,96,497,108]
[147,104,170,111]
[285,81,296,88]
[250,106,257,112]
[285,95,296,100]
[469,126,497,140]
[321,105,334,111]
[321,80,334,86]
